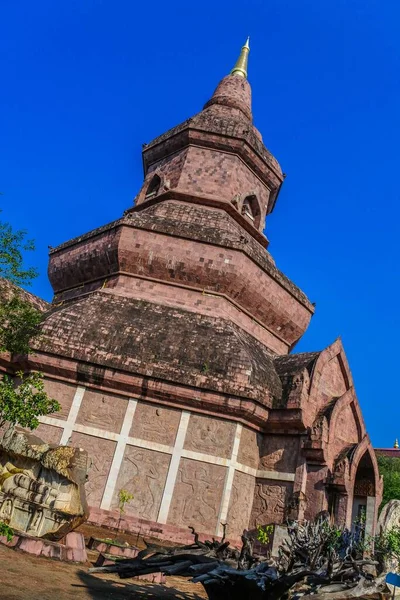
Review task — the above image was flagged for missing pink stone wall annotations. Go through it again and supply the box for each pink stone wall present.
[184,414,236,459]
[70,432,116,507]
[111,446,171,521]
[76,390,127,433]
[237,427,260,469]
[115,225,310,349]
[259,436,299,472]
[227,471,255,537]
[168,458,226,533]
[108,274,287,354]
[130,402,181,446]
[43,379,76,420]
[177,146,269,226]
[250,480,293,527]
[35,423,63,445]
[304,465,329,521]
[330,403,359,461]
[318,356,348,406]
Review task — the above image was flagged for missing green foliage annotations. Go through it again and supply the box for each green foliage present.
[0,212,43,354]
[377,455,400,507]
[257,524,274,545]
[374,526,400,568]
[0,294,43,354]
[0,215,37,285]
[118,488,134,515]
[0,371,60,431]
[0,521,14,542]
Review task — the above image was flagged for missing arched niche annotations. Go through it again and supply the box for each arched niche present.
[144,174,161,200]
[241,194,261,229]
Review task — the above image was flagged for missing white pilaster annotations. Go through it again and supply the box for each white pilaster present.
[216,423,243,536]
[100,399,138,510]
[157,410,190,524]
[365,495,376,537]
[59,386,86,445]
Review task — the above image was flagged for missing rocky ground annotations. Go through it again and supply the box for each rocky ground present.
[0,524,207,600]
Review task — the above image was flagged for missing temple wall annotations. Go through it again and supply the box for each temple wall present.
[37,377,298,539]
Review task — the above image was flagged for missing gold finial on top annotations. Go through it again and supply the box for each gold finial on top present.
[394,439,399,449]
[230,37,250,79]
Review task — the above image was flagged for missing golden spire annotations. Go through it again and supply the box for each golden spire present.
[394,439,399,449]
[230,37,250,79]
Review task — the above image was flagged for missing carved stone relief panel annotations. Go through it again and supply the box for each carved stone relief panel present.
[43,379,77,420]
[237,427,260,469]
[184,414,235,459]
[111,446,170,522]
[130,402,181,446]
[76,390,127,433]
[35,423,63,446]
[250,480,293,528]
[259,435,299,472]
[70,432,116,507]
[168,458,226,532]
[226,471,255,537]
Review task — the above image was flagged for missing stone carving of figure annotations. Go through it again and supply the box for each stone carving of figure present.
[180,464,218,526]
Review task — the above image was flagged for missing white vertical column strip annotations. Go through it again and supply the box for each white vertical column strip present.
[216,423,243,537]
[157,410,190,524]
[100,399,138,510]
[365,495,376,537]
[59,386,86,445]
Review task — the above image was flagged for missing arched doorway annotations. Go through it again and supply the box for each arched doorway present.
[351,451,376,536]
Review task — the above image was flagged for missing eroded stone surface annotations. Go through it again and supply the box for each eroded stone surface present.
[0,427,89,540]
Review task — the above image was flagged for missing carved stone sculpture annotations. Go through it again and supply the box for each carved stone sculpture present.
[0,427,89,540]
[377,499,400,535]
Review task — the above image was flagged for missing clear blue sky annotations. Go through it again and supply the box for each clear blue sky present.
[1,0,399,447]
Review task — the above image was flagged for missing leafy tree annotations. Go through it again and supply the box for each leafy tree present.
[0,294,43,355]
[0,371,60,432]
[0,212,43,354]
[0,211,59,437]
[377,455,400,507]
[0,216,38,285]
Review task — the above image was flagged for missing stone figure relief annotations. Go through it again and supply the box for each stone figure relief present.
[112,446,170,522]
[227,471,255,537]
[76,390,127,433]
[259,436,299,472]
[168,459,226,531]
[71,432,115,507]
[130,402,181,446]
[184,414,235,459]
[310,415,329,444]
[250,482,291,528]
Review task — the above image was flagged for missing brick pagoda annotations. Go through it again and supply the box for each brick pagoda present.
[0,40,382,542]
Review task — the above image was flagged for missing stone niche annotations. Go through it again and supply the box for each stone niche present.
[0,427,89,540]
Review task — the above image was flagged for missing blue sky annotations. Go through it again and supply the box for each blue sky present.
[1,0,399,447]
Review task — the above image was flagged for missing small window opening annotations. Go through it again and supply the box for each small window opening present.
[242,197,255,221]
[145,174,161,200]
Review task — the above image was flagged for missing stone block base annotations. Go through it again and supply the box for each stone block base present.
[88,506,242,547]
[0,530,87,563]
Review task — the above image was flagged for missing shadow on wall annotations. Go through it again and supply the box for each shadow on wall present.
[76,570,205,600]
